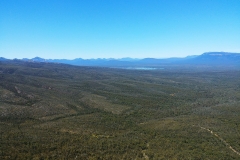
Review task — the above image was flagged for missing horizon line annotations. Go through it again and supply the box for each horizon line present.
[1,51,240,60]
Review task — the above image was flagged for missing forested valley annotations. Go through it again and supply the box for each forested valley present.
[1,61,240,159]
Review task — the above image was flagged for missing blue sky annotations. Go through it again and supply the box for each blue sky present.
[1,0,240,59]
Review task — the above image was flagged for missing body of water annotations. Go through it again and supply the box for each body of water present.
[115,67,164,70]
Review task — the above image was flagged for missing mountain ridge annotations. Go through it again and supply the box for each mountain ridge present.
[1,52,240,67]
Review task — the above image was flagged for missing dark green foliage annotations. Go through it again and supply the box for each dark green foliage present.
[0,61,240,159]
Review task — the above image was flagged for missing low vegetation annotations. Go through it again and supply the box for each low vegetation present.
[0,61,240,159]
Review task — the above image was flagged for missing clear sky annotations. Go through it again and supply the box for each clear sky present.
[1,0,240,59]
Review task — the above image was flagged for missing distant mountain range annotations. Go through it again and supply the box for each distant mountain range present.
[1,52,240,67]
[188,52,240,65]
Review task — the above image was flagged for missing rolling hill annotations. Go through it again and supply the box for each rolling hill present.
[0,60,240,159]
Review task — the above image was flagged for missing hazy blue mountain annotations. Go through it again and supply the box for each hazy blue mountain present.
[118,57,141,61]
[0,57,9,61]
[32,57,46,62]
[20,57,46,62]
[184,55,198,59]
[188,52,240,65]
[1,52,240,67]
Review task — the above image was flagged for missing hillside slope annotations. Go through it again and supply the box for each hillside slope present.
[0,61,240,159]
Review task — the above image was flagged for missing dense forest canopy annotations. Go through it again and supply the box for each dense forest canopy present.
[0,61,240,159]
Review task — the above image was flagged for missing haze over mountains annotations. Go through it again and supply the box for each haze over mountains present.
[1,52,240,67]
